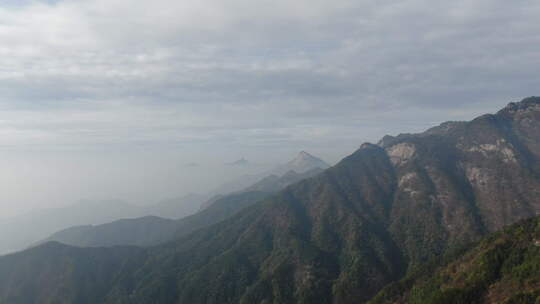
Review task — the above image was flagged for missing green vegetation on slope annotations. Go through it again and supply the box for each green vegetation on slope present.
[0,243,147,304]
[368,215,540,304]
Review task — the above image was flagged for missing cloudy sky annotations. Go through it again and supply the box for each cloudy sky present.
[0,0,539,216]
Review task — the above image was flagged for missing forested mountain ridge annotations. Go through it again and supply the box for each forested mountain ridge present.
[0,243,148,304]
[0,97,539,304]
[368,215,540,304]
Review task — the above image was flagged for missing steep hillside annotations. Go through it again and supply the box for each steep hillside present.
[0,242,147,304]
[368,216,540,304]
[1,97,539,304]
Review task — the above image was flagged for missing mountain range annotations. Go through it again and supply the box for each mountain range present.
[42,156,328,248]
[0,97,539,303]
[0,194,207,255]
[226,157,250,166]
[208,151,330,198]
[41,191,269,248]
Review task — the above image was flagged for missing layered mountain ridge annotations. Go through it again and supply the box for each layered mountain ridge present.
[0,194,208,255]
[208,151,330,199]
[42,156,326,249]
[41,191,270,248]
[270,151,330,176]
[0,97,539,304]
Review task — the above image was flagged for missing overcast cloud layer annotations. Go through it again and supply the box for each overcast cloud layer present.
[0,0,539,215]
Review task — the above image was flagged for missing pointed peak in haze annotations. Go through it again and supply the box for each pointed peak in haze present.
[271,151,330,176]
[297,150,313,159]
[226,157,249,166]
[291,151,322,165]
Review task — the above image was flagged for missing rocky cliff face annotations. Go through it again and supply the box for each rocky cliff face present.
[380,98,540,267]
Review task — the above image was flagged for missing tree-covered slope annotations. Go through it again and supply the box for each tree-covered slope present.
[0,242,147,304]
[368,215,540,304]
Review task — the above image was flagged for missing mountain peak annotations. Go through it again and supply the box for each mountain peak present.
[270,151,330,176]
[296,150,315,160]
[227,158,249,166]
[290,150,327,166]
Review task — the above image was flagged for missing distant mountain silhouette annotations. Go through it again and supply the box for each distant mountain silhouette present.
[270,151,330,176]
[244,167,325,193]
[0,200,140,255]
[0,194,207,255]
[226,157,249,166]
[42,191,269,248]
[209,151,330,199]
[142,193,208,219]
[43,160,326,248]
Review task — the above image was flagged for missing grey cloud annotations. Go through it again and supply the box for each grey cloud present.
[0,0,539,214]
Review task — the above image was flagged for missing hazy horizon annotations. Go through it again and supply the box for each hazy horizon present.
[0,103,513,218]
[0,0,539,217]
